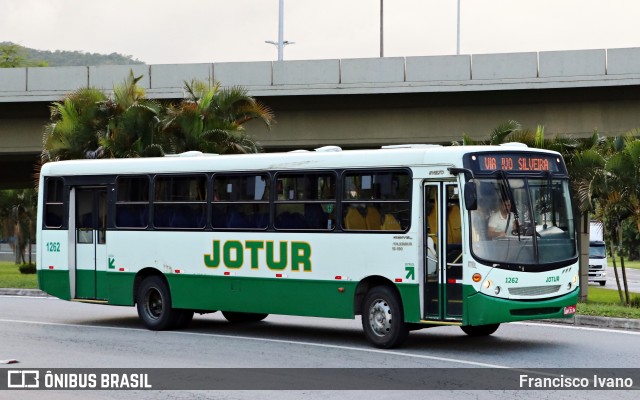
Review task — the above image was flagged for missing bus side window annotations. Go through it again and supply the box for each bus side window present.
[342,170,410,232]
[274,173,335,231]
[212,174,269,230]
[153,175,206,229]
[115,176,149,229]
[44,178,64,228]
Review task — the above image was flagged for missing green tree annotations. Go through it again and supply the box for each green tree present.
[601,135,640,303]
[0,189,36,265]
[162,80,273,154]
[42,87,108,162]
[99,72,164,158]
[0,43,47,67]
[42,74,273,160]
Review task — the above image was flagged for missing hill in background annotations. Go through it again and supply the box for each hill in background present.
[1,42,145,66]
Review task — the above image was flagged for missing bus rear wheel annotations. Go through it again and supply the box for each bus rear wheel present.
[222,311,268,323]
[136,276,180,330]
[362,286,409,348]
[460,323,500,337]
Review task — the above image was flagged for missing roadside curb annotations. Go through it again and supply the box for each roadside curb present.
[0,288,50,297]
[541,315,640,331]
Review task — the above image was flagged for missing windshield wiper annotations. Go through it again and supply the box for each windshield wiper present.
[498,170,521,240]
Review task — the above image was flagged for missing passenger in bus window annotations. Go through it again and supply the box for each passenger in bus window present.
[487,198,516,239]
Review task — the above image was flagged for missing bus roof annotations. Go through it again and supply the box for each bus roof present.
[40,143,561,177]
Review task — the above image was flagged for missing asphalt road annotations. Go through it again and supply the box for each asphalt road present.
[597,265,640,293]
[1,295,639,400]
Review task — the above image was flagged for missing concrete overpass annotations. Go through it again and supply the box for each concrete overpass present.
[2,48,640,188]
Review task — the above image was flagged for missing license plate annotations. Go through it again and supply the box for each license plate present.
[564,305,577,315]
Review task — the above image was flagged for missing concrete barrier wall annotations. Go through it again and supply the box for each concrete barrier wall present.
[472,52,538,79]
[539,49,606,77]
[607,47,640,75]
[2,48,640,100]
[0,68,27,91]
[89,65,151,89]
[27,66,88,91]
[273,59,340,85]
[406,55,470,82]
[341,57,405,83]
[214,61,272,86]
[150,64,212,88]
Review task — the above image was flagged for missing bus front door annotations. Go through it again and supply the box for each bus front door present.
[423,182,463,321]
[74,187,108,300]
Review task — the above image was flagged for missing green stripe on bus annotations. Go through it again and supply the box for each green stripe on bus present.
[37,269,71,300]
[167,275,358,318]
[38,268,421,321]
[167,275,420,321]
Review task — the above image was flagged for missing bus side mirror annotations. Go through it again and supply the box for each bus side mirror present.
[464,182,477,211]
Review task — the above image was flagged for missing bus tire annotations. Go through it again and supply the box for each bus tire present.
[222,311,268,323]
[361,286,409,349]
[460,323,500,337]
[136,276,179,331]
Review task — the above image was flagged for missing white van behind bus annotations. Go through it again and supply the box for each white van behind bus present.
[589,221,608,286]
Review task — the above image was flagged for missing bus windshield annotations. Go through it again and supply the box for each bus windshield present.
[470,176,576,270]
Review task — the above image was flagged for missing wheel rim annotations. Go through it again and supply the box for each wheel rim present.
[368,298,392,337]
[144,287,163,320]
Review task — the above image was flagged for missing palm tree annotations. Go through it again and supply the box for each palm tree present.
[41,87,108,162]
[162,80,273,154]
[601,135,640,303]
[99,72,164,158]
[0,189,36,265]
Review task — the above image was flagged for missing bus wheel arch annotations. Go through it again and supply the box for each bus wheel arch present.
[356,277,409,349]
[353,276,398,316]
[134,269,188,330]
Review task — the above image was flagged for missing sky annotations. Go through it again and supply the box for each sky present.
[1,0,639,64]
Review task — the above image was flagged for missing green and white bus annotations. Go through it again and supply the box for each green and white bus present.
[37,144,579,348]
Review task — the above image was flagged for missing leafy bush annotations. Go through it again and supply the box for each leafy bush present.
[18,264,36,274]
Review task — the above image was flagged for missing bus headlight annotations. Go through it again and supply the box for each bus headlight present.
[494,286,501,295]
[483,279,492,289]
[573,275,578,284]
[567,282,572,290]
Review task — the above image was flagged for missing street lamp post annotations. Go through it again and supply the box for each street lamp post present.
[456,0,461,55]
[380,0,384,57]
[265,0,294,61]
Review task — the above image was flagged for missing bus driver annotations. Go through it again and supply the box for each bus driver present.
[487,198,516,239]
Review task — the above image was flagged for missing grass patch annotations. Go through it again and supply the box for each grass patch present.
[0,261,38,289]
[615,258,640,270]
[578,286,640,319]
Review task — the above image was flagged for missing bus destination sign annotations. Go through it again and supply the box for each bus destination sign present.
[474,154,561,173]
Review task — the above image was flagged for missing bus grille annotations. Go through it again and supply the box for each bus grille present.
[508,285,561,296]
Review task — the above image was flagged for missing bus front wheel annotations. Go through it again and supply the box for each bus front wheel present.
[460,323,500,337]
[136,276,180,330]
[362,286,409,349]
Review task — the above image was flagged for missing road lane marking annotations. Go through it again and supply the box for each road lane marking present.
[0,318,506,368]
[515,321,640,335]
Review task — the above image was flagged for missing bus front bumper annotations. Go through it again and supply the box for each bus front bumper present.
[464,286,580,326]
